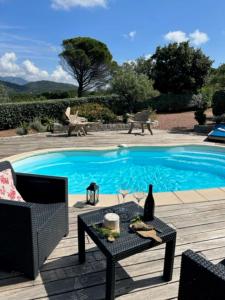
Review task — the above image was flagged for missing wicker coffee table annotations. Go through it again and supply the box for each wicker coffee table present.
[78,201,177,300]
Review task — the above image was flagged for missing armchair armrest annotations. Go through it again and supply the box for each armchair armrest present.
[16,173,68,204]
[0,199,39,278]
[178,250,225,300]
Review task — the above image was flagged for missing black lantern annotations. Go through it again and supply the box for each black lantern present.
[86,182,99,205]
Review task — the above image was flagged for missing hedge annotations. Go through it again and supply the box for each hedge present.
[148,93,202,113]
[0,95,119,129]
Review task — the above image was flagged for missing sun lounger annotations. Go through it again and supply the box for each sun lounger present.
[207,124,225,142]
[65,107,90,136]
[127,110,159,135]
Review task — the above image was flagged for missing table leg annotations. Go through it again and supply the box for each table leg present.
[106,257,116,300]
[147,123,153,135]
[163,237,176,281]
[128,123,134,134]
[78,217,86,263]
[83,125,88,135]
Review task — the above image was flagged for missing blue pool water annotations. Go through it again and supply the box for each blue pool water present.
[13,146,225,194]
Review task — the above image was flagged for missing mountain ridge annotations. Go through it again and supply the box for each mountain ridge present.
[0,79,77,95]
[0,76,28,85]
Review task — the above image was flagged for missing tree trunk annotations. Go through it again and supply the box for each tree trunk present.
[77,84,83,98]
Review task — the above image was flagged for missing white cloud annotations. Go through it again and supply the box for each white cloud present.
[164,29,209,46]
[0,52,74,83]
[0,52,20,74]
[144,53,152,60]
[123,31,137,41]
[164,31,188,43]
[22,60,49,81]
[189,30,209,46]
[51,0,107,10]
[51,65,73,82]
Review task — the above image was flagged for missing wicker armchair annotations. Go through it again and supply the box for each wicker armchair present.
[0,161,69,279]
[178,249,225,300]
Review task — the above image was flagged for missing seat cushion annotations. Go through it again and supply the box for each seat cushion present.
[0,169,24,202]
[33,202,65,229]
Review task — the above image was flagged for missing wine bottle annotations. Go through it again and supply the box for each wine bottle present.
[143,184,155,221]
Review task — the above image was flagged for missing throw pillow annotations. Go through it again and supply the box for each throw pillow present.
[0,168,24,202]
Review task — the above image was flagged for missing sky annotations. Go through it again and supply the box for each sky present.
[0,0,225,84]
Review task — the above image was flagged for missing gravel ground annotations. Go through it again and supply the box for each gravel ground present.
[157,111,197,131]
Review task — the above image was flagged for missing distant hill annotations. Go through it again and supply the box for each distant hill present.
[0,79,77,95]
[0,80,24,94]
[0,76,28,85]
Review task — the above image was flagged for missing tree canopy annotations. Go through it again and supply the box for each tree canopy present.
[112,64,158,113]
[207,64,225,90]
[124,56,153,79]
[60,37,113,97]
[151,42,212,94]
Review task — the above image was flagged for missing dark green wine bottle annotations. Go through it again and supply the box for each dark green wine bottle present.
[144,184,155,221]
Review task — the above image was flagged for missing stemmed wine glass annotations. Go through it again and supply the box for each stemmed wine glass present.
[133,192,146,217]
[116,189,130,213]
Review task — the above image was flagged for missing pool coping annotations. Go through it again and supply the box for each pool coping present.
[2,142,225,208]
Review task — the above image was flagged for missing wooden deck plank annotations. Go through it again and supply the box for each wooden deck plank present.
[1,200,225,300]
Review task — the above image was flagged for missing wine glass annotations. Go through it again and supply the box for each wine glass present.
[119,189,130,204]
[133,192,146,217]
[116,189,130,214]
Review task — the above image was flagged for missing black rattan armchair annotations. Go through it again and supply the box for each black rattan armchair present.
[178,249,225,300]
[0,161,69,279]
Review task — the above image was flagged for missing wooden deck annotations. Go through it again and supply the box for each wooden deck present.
[1,199,225,300]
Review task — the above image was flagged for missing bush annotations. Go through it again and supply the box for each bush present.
[16,122,29,135]
[29,118,46,132]
[71,103,117,123]
[41,116,56,132]
[0,95,119,129]
[194,110,207,125]
[148,93,202,113]
[212,90,225,116]
[9,94,47,103]
[213,113,225,124]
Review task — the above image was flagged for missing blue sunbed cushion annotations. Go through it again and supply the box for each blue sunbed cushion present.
[208,124,225,138]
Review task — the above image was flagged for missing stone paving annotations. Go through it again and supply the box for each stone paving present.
[0,129,214,160]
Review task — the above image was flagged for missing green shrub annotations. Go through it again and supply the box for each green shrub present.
[0,95,119,129]
[148,93,202,113]
[212,90,225,116]
[16,122,29,135]
[41,116,56,132]
[71,103,117,123]
[213,113,225,124]
[29,118,46,132]
[10,94,47,103]
[194,110,207,125]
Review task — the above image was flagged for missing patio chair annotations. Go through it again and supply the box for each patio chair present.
[207,124,225,142]
[65,107,89,136]
[127,110,159,135]
[0,161,68,279]
[178,249,225,299]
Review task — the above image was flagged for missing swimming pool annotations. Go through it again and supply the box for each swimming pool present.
[13,145,225,194]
